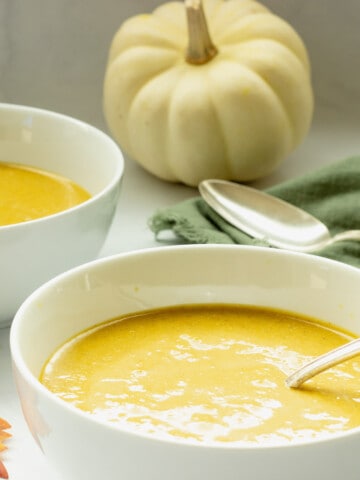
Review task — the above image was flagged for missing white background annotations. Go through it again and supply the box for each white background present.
[1,1,360,478]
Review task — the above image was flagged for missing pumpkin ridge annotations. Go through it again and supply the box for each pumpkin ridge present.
[239,62,295,147]
[152,2,188,32]
[105,48,180,158]
[206,74,232,178]
[222,42,312,145]
[219,57,296,149]
[211,11,267,41]
[209,0,269,30]
[129,64,186,180]
[123,66,177,161]
[114,13,186,55]
[120,51,183,106]
[115,44,185,60]
[165,65,202,182]
[213,14,310,70]
[220,37,310,72]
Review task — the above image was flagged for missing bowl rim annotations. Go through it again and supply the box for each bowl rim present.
[0,102,124,231]
[10,244,360,451]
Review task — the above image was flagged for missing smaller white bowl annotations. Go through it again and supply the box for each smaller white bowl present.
[10,245,360,480]
[0,103,124,326]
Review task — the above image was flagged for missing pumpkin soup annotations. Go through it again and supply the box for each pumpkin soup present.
[0,162,91,226]
[40,304,360,446]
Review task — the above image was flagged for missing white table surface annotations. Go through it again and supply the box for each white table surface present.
[1,109,360,479]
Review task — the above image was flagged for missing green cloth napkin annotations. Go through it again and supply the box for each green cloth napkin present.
[149,156,360,268]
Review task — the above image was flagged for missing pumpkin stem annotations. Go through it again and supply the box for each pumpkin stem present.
[185,0,218,65]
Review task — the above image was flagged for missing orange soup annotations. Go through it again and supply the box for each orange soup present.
[0,162,91,226]
[40,304,360,446]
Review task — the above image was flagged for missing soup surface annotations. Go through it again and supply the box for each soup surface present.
[40,304,360,446]
[0,162,91,226]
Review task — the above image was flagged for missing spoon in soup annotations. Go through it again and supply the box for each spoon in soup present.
[199,179,360,253]
[286,337,360,388]
[198,179,360,387]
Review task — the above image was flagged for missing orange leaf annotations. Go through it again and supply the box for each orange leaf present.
[0,460,8,479]
[0,418,11,479]
[0,421,10,432]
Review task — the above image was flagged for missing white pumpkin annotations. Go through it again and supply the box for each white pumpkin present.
[103,0,313,186]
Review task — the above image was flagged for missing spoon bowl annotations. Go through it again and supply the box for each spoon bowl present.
[199,179,360,252]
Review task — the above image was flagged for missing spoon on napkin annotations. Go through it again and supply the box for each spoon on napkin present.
[199,179,360,253]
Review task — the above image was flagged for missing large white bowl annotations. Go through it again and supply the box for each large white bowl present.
[10,245,360,480]
[0,103,124,326]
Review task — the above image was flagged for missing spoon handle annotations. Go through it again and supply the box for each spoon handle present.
[286,337,360,388]
[331,230,360,244]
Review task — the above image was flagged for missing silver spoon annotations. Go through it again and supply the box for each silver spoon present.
[286,337,360,388]
[199,179,360,253]
[199,179,360,386]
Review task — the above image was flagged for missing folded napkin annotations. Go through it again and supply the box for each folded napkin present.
[149,156,360,268]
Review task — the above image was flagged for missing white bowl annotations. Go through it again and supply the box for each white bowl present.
[0,103,124,326]
[10,245,360,480]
